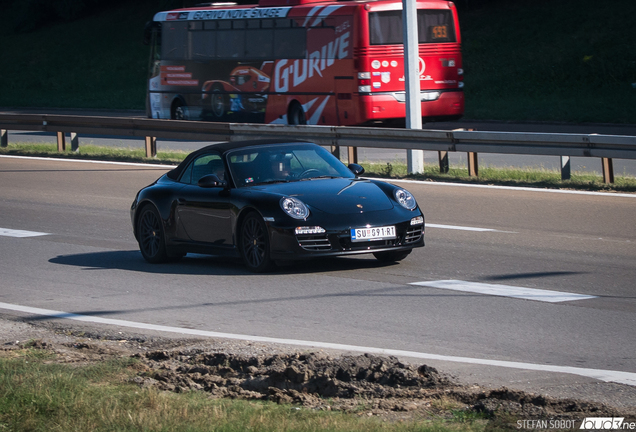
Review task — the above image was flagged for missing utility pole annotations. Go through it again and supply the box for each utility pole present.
[402,0,423,174]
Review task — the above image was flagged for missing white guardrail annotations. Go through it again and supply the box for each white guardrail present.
[1,113,635,183]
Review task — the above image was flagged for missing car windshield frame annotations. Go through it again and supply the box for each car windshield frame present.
[226,143,355,188]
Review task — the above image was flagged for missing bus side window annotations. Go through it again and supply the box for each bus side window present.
[245,29,274,59]
[162,21,188,60]
[217,29,246,59]
[192,21,216,59]
[274,28,306,59]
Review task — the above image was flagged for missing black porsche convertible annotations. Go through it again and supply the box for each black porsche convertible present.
[131,140,424,272]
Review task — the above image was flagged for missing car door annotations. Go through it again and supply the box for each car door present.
[174,153,233,245]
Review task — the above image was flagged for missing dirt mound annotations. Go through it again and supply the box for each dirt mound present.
[133,348,629,421]
[2,318,633,425]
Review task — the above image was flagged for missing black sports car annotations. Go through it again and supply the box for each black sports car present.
[131,140,424,272]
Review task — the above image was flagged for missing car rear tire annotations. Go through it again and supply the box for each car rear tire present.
[137,205,171,263]
[240,212,273,272]
[373,250,411,263]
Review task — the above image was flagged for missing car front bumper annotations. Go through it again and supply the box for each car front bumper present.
[267,217,424,260]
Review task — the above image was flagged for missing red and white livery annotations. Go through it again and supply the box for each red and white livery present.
[144,0,464,126]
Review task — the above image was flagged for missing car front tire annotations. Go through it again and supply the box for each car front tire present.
[240,212,273,273]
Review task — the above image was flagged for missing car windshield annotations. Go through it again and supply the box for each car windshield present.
[226,143,355,187]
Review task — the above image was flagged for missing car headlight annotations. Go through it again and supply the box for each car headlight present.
[394,188,417,210]
[280,197,309,219]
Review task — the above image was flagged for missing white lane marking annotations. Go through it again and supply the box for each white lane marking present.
[0,301,633,385]
[0,228,49,238]
[1,155,633,198]
[0,154,176,169]
[374,177,636,198]
[427,223,504,232]
[410,280,598,303]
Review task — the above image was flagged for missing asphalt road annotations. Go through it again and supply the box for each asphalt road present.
[1,155,636,408]
[2,107,636,176]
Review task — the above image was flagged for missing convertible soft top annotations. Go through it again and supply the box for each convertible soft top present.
[166,139,311,180]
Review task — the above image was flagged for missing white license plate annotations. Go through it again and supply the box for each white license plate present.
[351,225,396,242]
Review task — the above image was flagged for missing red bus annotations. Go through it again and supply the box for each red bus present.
[144,0,463,126]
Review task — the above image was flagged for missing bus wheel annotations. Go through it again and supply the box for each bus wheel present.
[171,100,187,120]
[288,102,306,125]
[211,86,227,118]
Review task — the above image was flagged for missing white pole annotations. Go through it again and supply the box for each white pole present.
[402,0,423,173]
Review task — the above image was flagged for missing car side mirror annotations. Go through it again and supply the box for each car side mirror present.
[348,163,365,176]
[198,174,227,188]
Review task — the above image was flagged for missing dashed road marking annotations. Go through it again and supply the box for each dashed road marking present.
[426,223,511,232]
[0,228,49,238]
[409,280,598,303]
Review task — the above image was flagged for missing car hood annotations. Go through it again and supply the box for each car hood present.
[253,178,394,214]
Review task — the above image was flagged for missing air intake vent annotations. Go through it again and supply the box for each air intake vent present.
[405,226,423,243]
[297,234,331,251]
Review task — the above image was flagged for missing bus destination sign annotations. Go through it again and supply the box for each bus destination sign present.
[183,7,292,20]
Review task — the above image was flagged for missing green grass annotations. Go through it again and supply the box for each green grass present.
[0,348,488,432]
[361,161,636,193]
[0,143,187,165]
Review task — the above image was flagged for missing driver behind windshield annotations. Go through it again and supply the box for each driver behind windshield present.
[268,153,292,180]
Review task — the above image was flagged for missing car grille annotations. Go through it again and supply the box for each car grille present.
[297,234,332,251]
[405,226,423,243]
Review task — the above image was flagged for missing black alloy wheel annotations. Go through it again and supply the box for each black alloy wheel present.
[240,212,273,272]
[137,205,170,263]
[373,250,411,263]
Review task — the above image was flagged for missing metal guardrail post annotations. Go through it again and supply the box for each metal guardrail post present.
[438,151,449,173]
[468,152,479,176]
[347,146,358,164]
[331,145,340,160]
[145,136,157,158]
[56,132,66,152]
[71,133,79,152]
[560,156,571,180]
[1,129,7,148]
[602,158,615,183]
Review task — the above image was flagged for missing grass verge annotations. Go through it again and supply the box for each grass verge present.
[361,161,636,193]
[0,143,187,166]
[0,347,487,432]
[2,142,635,193]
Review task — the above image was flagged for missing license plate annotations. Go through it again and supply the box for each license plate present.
[351,225,396,242]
